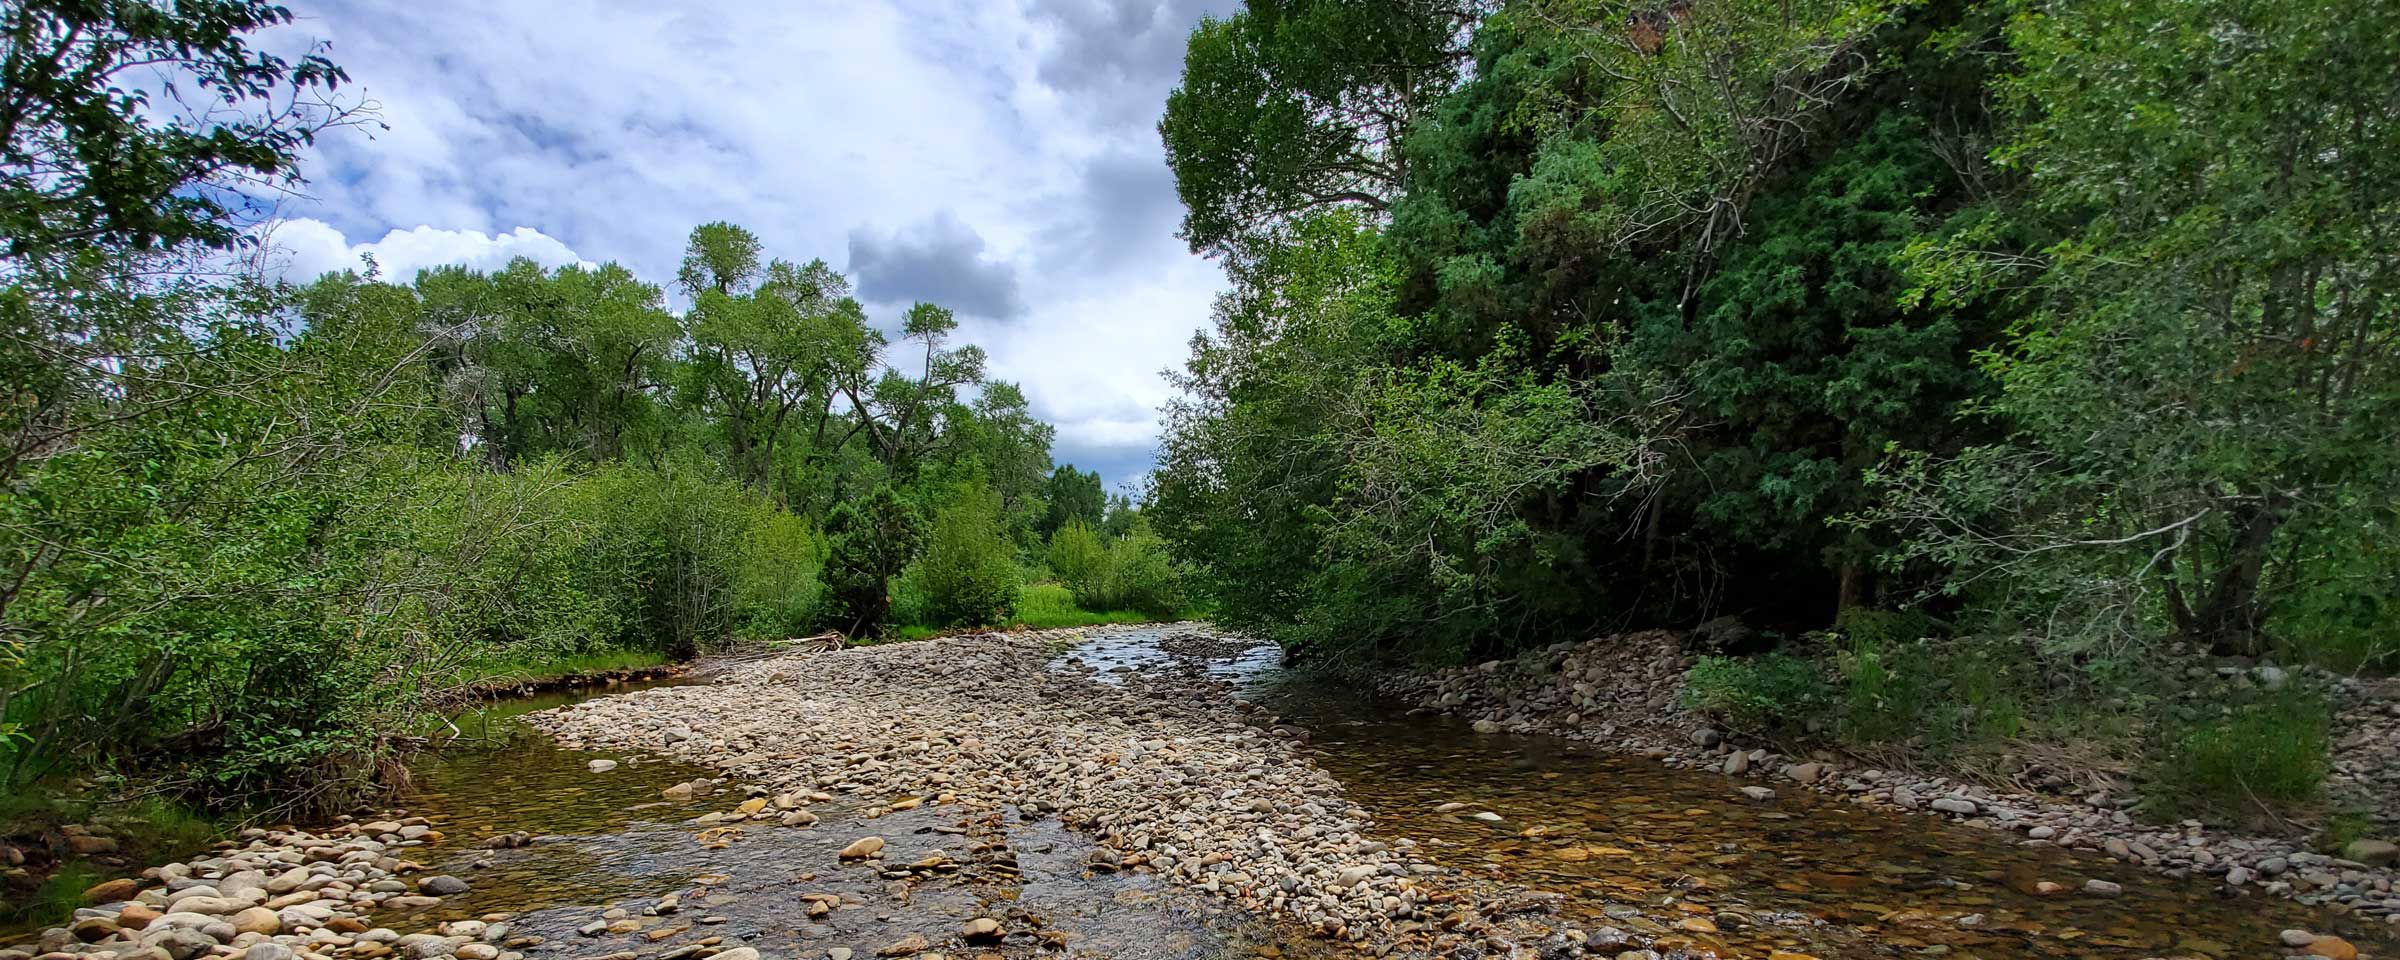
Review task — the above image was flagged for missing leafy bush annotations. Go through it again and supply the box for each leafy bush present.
[1046,521,1109,593]
[1053,520,1189,619]
[1682,653,1830,735]
[913,484,1020,628]
[733,503,825,642]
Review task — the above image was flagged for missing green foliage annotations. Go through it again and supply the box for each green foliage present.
[0,0,1084,819]
[2149,693,2332,824]
[1040,467,1106,538]
[1682,654,1831,736]
[912,483,1022,628]
[1874,0,2400,657]
[1045,521,1110,595]
[823,487,927,636]
[1010,582,1154,630]
[1160,0,1484,257]
[0,0,360,263]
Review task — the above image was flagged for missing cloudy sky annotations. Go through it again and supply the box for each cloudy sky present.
[264,0,1238,491]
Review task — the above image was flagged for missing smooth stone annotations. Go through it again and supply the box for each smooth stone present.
[2343,839,2397,867]
[418,876,470,896]
[837,837,884,860]
[587,759,618,773]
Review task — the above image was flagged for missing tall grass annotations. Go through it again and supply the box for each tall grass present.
[2148,693,2331,824]
[1012,582,1153,629]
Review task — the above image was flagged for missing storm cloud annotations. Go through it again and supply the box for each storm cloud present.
[847,212,1028,320]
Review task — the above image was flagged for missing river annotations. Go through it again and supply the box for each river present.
[388,626,2391,959]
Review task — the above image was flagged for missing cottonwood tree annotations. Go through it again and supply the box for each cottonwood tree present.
[1160,0,1491,259]
[675,223,874,494]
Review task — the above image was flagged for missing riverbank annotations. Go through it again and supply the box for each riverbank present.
[1382,630,2400,931]
[525,624,1604,956]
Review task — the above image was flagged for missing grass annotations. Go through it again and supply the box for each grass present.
[2,787,226,928]
[886,582,1172,641]
[1011,582,1155,629]
[17,861,103,927]
[2146,692,2332,825]
[434,648,672,689]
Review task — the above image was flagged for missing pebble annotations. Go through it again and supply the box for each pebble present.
[1381,628,2400,919]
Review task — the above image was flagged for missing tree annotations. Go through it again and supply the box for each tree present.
[1039,466,1105,538]
[913,482,1020,627]
[821,486,924,636]
[839,302,987,478]
[1160,0,1489,259]
[1877,0,2400,656]
[675,224,874,493]
[0,0,365,264]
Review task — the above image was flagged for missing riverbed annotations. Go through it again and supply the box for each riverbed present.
[327,625,2394,959]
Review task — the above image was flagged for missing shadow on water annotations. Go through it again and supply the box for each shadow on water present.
[1072,626,2396,959]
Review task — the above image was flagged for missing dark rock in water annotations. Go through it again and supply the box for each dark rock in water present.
[418,875,471,895]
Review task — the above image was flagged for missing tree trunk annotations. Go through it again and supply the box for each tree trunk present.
[2167,495,2285,657]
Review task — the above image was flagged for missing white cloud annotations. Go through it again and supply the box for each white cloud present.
[264,219,593,284]
[264,0,1234,487]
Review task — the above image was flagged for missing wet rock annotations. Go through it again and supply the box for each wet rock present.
[1739,786,1776,802]
[1471,719,1502,734]
[587,759,618,773]
[418,876,471,896]
[1929,797,1978,816]
[2082,878,2122,897]
[874,933,928,956]
[837,836,885,860]
[961,917,1002,941]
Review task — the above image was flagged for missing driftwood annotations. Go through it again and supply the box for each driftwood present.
[778,631,848,653]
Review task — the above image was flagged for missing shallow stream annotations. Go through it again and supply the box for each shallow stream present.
[380,628,2394,960]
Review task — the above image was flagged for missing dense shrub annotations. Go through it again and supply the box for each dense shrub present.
[1682,653,1830,736]
[913,484,1021,627]
[1046,521,1109,592]
[1050,520,1190,620]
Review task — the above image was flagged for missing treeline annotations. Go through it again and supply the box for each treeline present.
[0,0,1183,809]
[1151,0,2399,673]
